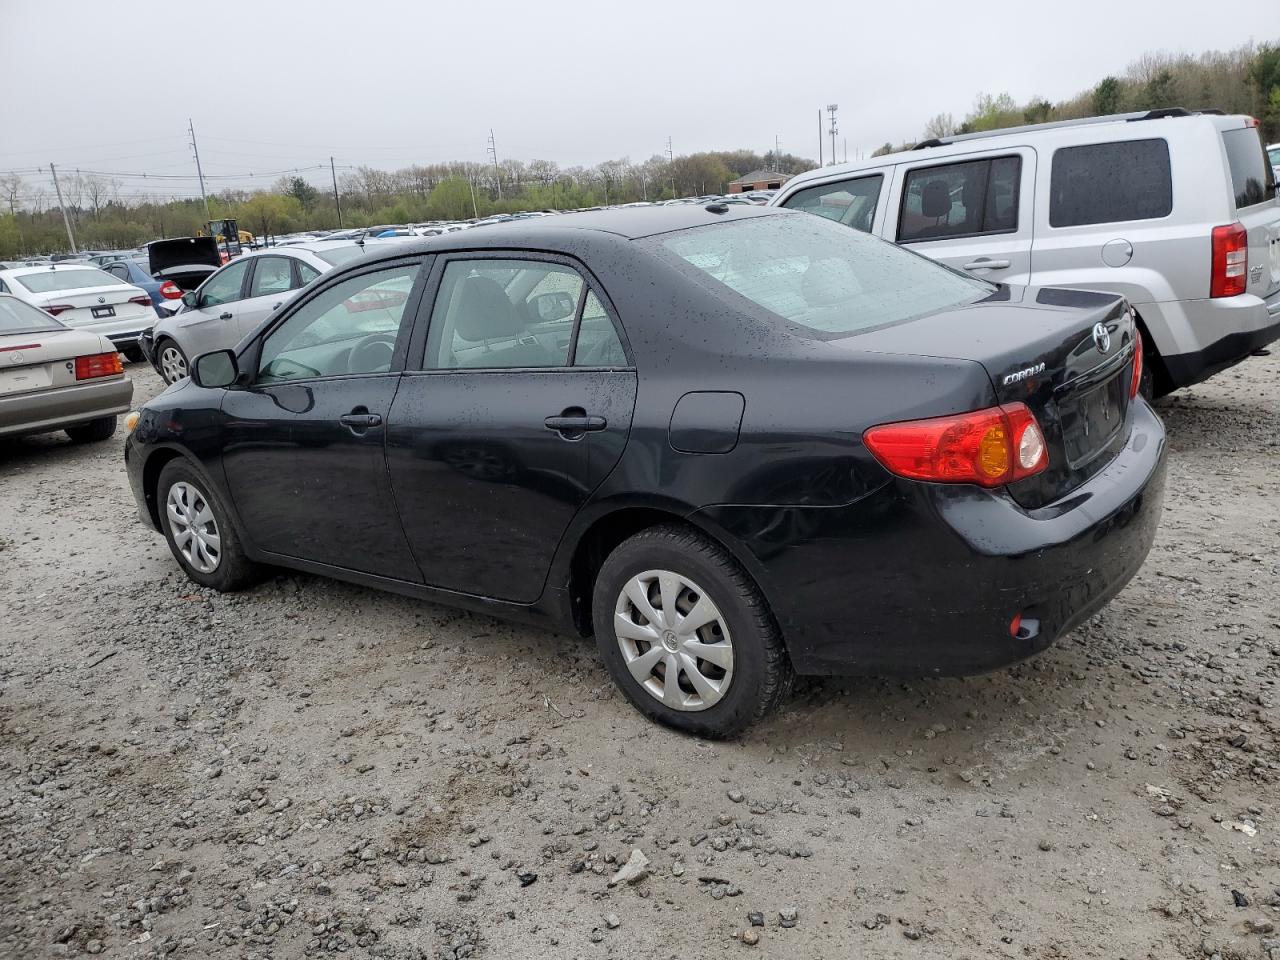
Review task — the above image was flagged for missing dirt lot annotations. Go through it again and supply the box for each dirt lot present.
[1,356,1278,960]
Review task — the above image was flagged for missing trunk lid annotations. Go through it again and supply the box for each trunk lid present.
[0,328,114,397]
[147,237,221,290]
[26,282,154,332]
[852,285,1137,508]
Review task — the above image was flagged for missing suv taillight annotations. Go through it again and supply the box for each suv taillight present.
[74,352,123,380]
[1210,222,1248,298]
[863,402,1048,487]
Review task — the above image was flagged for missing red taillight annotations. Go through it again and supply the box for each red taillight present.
[1210,222,1248,298]
[159,281,183,299]
[45,304,73,316]
[128,294,152,307]
[1130,330,1144,399]
[863,401,1049,487]
[74,352,123,380]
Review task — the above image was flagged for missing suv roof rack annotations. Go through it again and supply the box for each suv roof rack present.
[912,107,1217,150]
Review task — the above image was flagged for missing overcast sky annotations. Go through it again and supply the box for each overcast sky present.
[0,0,1273,199]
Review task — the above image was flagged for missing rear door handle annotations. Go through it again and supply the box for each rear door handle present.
[962,257,1011,271]
[339,412,382,429]
[544,414,606,435]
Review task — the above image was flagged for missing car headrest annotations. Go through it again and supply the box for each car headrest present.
[921,180,951,219]
[801,257,862,307]
[454,276,522,341]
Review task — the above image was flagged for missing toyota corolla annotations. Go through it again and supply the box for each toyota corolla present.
[124,206,1166,736]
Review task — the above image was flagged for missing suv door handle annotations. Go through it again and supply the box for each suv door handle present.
[962,257,1011,271]
[219,311,233,320]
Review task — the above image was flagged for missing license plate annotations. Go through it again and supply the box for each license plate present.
[0,366,52,395]
[91,305,115,319]
[1062,374,1125,468]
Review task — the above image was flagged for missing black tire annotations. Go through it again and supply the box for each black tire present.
[156,459,261,591]
[592,523,793,738]
[122,345,145,363]
[156,337,189,384]
[65,416,117,443]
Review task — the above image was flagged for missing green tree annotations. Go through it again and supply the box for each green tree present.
[285,176,319,211]
[427,178,478,220]
[1092,76,1123,115]
[235,193,301,241]
[1247,44,1280,140]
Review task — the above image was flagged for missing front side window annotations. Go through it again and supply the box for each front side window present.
[1049,139,1172,227]
[1221,126,1277,210]
[257,264,418,382]
[249,257,294,298]
[658,213,993,337]
[781,174,883,233]
[198,260,251,308]
[898,156,1021,242]
[424,259,585,370]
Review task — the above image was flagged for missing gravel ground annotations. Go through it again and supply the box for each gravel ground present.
[1,355,1278,960]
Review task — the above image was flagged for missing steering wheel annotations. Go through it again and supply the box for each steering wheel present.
[346,333,398,374]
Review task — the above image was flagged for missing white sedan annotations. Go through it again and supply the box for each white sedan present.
[0,263,155,361]
[0,294,133,442]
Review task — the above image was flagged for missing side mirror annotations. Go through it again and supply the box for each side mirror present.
[181,291,198,308]
[529,290,575,322]
[191,349,239,389]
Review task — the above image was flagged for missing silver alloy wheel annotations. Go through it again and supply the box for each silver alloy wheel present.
[159,344,187,383]
[166,481,221,574]
[614,569,734,711]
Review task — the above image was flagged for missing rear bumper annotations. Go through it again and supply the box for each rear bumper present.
[0,376,133,439]
[691,400,1167,676]
[1157,287,1280,388]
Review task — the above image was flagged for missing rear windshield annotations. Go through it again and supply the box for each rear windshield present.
[315,246,367,267]
[0,296,66,333]
[1222,126,1277,209]
[656,213,993,336]
[14,268,125,293]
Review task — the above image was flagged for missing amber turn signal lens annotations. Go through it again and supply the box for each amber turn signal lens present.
[125,411,140,433]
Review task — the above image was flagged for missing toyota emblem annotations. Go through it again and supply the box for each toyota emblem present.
[1092,322,1111,354]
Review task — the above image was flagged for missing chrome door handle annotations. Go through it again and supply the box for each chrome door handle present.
[339,412,382,430]
[962,258,1011,271]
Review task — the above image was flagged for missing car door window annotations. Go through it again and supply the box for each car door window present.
[898,156,1021,243]
[573,291,628,366]
[257,264,418,382]
[198,259,251,308]
[105,262,130,280]
[296,261,320,286]
[248,257,294,298]
[424,259,584,370]
[781,174,883,233]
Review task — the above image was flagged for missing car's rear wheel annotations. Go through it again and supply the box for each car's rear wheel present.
[157,459,260,591]
[157,338,189,384]
[592,524,793,738]
[65,416,117,443]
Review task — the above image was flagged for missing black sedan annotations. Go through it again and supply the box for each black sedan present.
[124,205,1166,737]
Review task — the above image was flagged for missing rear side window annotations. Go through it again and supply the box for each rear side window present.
[1049,139,1172,227]
[1221,127,1277,209]
[898,157,1021,242]
[781,174,883,233]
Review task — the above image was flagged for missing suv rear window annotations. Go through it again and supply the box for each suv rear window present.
[1050,139,1172,227]
[1221,126,1277,209]
[657,213,993,337]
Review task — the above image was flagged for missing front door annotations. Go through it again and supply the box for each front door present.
[885,146,1036,286]
[172,257,252,359]
[220,258,426,580]
[386,255,636,603]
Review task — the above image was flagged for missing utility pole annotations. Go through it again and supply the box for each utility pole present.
[827,105,839,166]
[188,118,210,220]
[666,136,676,199]
[774,134,781,170]
[818,110,823,166]
[843,138,848,163]
[330,156,343,227]
[49,163,77,254]
[487,129,502,199]
[468,174,478,218]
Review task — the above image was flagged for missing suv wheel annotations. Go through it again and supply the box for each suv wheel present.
[592,524,793,737]
[157,338,189,384]
[157,459,260,591]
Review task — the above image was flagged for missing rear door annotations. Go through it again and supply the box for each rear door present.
[886,146,1035,285]
[1220,122,1280,299]
[385,253,636,603]
[238,255,300,339]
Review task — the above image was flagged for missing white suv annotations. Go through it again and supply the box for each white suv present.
[771,109,1280,396]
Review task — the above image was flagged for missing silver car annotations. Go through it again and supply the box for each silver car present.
[142,242,372,383]
[772,109,1280,396]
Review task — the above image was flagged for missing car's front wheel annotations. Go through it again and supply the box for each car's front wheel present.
[157,459,260,591]
[65,416,117,443]
[592,524,793,738]
[157,338,189,384]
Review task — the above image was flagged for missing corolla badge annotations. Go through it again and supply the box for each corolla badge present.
[1002,361,1045,386]
[1092,322,1111,354]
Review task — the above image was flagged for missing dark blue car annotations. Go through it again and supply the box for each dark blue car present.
[100,258,182,318]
